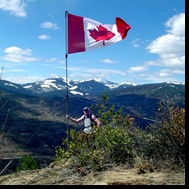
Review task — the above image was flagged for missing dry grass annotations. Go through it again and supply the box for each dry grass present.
[0,162,185,185]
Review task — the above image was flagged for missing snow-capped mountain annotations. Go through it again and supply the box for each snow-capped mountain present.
[5,76,138,97]
[22,76,68,94]
[0,76,185,97]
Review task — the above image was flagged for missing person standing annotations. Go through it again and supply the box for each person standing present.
[66,107,101,134]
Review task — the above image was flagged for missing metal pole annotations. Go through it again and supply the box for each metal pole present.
[65,11,69,140]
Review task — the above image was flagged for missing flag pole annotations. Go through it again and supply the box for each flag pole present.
[65,11,69,140]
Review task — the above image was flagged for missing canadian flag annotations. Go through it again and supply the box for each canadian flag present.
[67,13,131,54]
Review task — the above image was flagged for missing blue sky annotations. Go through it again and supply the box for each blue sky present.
[0,0,185,84]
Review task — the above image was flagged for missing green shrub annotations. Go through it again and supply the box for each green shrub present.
[16,155,38,172]
[54,92,136,171]
[54,93,185,172]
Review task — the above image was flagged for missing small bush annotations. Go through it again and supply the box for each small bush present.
[16,155,38,172]
[138,103,185,169]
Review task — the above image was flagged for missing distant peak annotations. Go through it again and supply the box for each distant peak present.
[119,81,138,86]
[166,81,185,85]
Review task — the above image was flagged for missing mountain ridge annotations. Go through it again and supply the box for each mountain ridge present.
[0,76,185,97]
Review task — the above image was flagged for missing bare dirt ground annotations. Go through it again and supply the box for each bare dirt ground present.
[0,163,185,185]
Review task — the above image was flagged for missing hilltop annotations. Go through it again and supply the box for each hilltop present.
[0,161,185,185]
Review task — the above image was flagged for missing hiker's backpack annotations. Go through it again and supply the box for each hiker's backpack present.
[84,114,95,128]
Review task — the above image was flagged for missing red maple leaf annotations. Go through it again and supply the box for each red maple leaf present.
[89,25,115,43]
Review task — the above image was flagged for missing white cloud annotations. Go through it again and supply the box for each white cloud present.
[146,12,185,70]
[4,46,31,55]
[38,35,50,40]
[47,57,58,62]
[146,34,184,58]
[100,59,118,64]
[128,66,147,73]
[2,46,39,63]
[46,58,65,65]
[159,71,170,77]
[41,21,58,30]
[131,38,140,48]
[0,0,27,17]
[67,66,126,81]
[4,75,45,84]
[165,12,185,37]
[59,60,65,64]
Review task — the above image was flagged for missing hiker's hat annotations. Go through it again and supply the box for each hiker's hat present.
[83,107,89,111]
